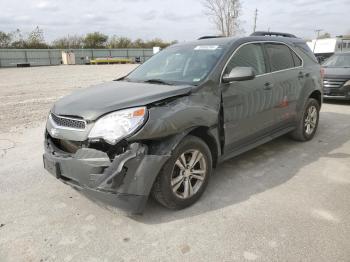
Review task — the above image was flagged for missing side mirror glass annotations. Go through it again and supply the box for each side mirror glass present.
[222,67,256,83]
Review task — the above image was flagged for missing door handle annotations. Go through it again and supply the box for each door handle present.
[298,72,304,79]
[263,82,272,90]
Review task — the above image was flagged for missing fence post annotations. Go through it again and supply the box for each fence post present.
[142,49,145,62]
[48,49,52,65]
[24,50,28,64]
[126,49,129,59]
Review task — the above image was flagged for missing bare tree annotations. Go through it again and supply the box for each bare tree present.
[52,35,84,49]
[202,0,242,36]
[0,31,12,48]
[317,32,331,39]
[26,26,48,48]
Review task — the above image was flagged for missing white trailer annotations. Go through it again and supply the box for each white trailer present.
[307,37,350,62]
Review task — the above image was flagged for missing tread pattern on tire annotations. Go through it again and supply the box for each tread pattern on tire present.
[152,135,212,210]
[290,98,320,142]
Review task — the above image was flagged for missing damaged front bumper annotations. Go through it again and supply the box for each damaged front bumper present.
[43,137,169,214]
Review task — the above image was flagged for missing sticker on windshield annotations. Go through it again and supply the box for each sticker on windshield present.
[194,45,219,50]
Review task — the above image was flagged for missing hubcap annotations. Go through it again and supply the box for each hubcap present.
[171,149,207,199]
[304,105,318,135]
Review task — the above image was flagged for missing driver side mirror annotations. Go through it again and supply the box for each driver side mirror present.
[222,67,256,83]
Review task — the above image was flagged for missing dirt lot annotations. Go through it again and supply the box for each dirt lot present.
[0,65,137,133]
[0,65,350,262]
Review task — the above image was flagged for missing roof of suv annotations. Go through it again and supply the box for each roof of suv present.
[173,35,305,49]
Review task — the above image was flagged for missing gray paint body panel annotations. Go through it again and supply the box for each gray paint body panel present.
[43,36,322,213]
[52,81,193,121]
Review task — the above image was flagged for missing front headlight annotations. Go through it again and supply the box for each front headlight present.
[88,107,147,145]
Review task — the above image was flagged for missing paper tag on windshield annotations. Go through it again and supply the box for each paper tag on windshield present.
[194,45,219,50]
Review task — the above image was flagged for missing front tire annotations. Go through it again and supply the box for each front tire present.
[290,98,320,141]
[152,135,212,210]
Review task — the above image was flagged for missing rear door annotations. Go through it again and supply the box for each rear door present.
[263,42,304,126]
[221,43,277,153]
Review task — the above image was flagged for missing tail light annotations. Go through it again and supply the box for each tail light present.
[320,67,325,79]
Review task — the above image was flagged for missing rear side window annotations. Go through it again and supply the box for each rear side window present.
[295,43,318,63]
[265,43,295,72]
[292,51,302,67]
[225,43,266,75]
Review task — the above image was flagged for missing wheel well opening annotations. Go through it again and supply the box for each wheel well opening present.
[189,127,219,168]
[309,90,322,106]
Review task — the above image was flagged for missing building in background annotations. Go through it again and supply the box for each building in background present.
[307,36,350,63]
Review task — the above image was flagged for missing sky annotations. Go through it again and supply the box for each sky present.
[0,0,349,43]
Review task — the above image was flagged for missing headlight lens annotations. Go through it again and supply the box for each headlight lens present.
[88,107,147,145]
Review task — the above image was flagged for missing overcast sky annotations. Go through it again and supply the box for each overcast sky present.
[0,0,349,42]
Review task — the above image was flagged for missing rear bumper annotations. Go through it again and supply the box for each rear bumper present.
[43,137,169,214]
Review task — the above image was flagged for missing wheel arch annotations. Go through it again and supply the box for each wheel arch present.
[145,125,221,170]
[188,126,220,168]
[309,90,322,107]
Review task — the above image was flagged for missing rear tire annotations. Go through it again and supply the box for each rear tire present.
[290,98,320,141]
[152,135,212,210]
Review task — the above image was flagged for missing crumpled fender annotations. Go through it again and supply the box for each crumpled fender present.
[130,85,221,141]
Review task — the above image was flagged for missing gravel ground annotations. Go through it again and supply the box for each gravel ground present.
[0,65,349,262]
[0,65,137,133]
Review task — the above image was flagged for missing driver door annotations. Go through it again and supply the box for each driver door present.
[221,43,277,153]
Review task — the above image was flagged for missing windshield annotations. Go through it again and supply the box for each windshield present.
[126,44,226,85]
[322,54,350,68]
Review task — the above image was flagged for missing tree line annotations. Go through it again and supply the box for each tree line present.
[0,26,177,49]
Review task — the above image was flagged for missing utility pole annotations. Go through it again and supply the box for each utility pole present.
[313,29,323,52]
[315,29,322,39]
[253,8,258,33]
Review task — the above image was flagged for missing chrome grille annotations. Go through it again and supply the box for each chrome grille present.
[323,78,347,89]
[50,113,86,130]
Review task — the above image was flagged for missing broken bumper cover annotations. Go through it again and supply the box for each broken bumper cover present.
[43,138,169,214]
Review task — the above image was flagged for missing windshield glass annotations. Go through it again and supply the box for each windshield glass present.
[322,54,350,68]
[127,44,226,85]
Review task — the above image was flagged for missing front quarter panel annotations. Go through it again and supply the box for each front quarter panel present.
[129,83,221,141]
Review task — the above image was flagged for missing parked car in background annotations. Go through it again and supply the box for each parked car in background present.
[43,32,323,213]
[322,52,350,100]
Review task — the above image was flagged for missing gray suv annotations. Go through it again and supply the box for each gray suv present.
[43,32,323,213]
[322,52,350,100]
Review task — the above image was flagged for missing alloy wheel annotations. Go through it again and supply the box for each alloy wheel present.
[171,149,207,199]
[304,105,318,135]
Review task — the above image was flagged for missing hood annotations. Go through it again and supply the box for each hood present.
[52,81,193,120]
[323,67,350,79]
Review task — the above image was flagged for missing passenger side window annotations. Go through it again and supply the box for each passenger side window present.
[225,43,266,75]
[265,43,295,71]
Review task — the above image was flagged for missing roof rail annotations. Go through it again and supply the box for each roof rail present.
[250,31,297,38]
[198,36,224,40]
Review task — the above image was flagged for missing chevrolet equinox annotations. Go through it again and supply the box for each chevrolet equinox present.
[43,32,323,213]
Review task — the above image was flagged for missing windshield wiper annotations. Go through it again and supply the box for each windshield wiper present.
[143,79,174,85]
